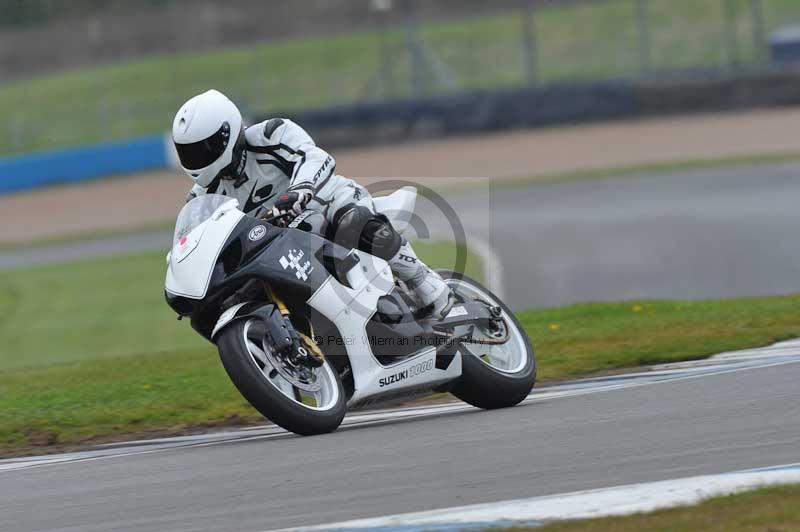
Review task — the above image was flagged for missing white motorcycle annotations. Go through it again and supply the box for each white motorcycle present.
[165,189,535,435]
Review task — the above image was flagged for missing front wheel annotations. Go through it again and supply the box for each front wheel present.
[217,318,346,435]
[438,270,536,409]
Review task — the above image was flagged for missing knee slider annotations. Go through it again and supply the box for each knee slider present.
[332,205,401,260]
[332,204,372,250]
[361,214,401,260]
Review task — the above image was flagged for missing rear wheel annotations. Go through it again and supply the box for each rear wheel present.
[217,318,346,435]
[438,270,536,409]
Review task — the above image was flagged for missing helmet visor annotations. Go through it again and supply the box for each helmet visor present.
[175,122,231,170]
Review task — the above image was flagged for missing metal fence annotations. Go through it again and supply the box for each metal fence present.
[2,0,800,157]
[372,0,785,97]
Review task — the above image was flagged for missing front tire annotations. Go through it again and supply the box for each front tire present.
[438,270,536,409]
[217,318,346,435]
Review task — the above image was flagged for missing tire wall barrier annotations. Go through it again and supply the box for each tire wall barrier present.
[281,65,800,149]
[4,65,800,195]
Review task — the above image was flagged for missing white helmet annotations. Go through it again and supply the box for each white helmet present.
[172,89,247,187]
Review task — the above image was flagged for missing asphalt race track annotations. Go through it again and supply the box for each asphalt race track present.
[426,161,800,309]
[1,347,799,531]
[3,162,800,310]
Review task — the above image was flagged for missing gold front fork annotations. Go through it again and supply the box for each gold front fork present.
[263,282,324,363]
[263,282,290,316]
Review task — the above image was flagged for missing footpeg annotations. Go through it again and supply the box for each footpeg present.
[414,292,455,321]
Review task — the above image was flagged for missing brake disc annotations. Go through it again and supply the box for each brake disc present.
[263,334,325,392]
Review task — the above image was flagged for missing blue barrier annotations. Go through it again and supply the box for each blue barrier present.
[0,134,168,194]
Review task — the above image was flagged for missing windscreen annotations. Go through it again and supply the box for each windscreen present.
[172,194,232,247]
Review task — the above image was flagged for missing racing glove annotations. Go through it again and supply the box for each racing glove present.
[274,187,314,220]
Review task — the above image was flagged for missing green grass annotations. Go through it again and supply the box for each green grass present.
[3,0,800,155]
[518,296,800,381]
[0,250,202,370]
[1,250,799,455]
[499,484,800,532]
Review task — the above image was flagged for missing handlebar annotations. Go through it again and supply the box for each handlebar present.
[260,208,294,226]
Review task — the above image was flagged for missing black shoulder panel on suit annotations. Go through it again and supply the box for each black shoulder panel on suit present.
[263,118,285,139]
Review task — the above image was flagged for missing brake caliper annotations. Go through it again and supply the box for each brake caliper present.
[297,333,325,368]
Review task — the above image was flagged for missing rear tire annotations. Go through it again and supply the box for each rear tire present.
[217,319,346,435]
[438,270,536,409]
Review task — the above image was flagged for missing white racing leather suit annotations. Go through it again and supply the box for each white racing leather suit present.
[186,118,451,317]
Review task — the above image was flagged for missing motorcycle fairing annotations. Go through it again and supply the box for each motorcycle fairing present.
[182,225,361,341]
[165,204,245,299]
[306,252,462,404]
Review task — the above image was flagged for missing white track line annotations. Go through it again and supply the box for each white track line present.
[2,339,799,473]
[271,463,800,531]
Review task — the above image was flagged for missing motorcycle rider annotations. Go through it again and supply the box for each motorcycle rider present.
[172,89,453,318]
